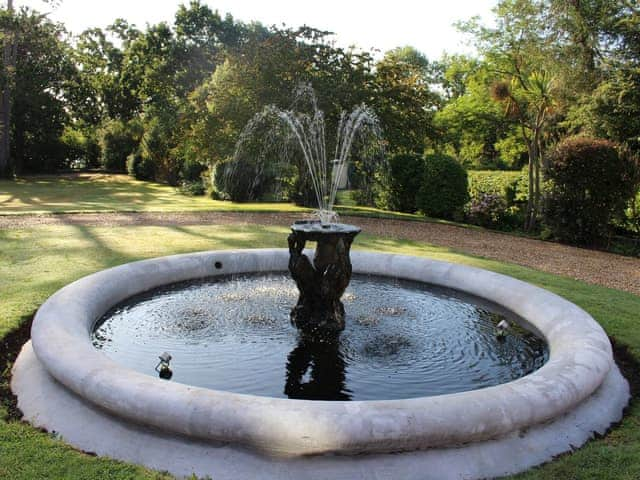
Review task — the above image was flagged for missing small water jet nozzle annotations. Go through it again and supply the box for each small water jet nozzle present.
[496,320,510,340]
[155,351,173,379]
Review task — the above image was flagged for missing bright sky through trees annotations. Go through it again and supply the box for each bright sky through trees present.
[20,0,496,58]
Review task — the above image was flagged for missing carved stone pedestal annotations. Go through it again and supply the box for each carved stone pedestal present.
[288,221,360,333]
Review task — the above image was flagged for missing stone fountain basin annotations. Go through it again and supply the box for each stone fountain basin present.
[21,249,627,459]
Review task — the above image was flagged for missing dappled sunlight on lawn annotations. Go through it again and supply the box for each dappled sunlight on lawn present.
[0,174,307,214]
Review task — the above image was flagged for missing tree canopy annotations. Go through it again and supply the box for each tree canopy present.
[1,0,639,239]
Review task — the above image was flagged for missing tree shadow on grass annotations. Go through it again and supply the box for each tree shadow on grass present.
[167,225,287,250]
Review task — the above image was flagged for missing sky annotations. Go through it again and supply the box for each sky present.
[19,0,497,59]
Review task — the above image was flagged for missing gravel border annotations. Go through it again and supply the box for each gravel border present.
[1,211,638,295]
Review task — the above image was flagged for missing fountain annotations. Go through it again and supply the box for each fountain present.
[226,85,382,333]
[10,87,630,479]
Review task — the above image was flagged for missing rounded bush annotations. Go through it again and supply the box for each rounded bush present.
[181,159,207,183]
[378,153,424,213]
[416,154,469,219]
[126,151,156,181]
[99,120,141,172]
[544,136,639,246]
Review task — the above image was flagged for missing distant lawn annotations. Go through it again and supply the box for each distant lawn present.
[1,223,639,479]
[0,173,434,223]
[0,173,310,215]
[0,173,487,233]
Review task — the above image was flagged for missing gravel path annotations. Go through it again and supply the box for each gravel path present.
[2,211,638,296]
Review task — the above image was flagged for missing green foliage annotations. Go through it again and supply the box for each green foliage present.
[139,114,180,185]
[1,6,74,173]
[59,126,87,168]
[181,158,207,183]
[98,119,142,172]
[68,25,140,124]
[60,125,101,169]
[372,46,440,154]
[468,170,527,205]
[213,160,265,203]
[126,151,155,181]
[416,153,469,220]
[544,137,640,246]
[465,170,528,230]
[435,60,513,169]
[378,153,424,213]
[466,192,515,229]
[176,158,207,196]
[178,181,206,196]
[624,188,640,235]
[181,58,259,169]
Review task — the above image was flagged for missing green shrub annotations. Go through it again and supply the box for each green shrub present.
[287,172,318,207]
[98,119,142,172]
[181,159,207,183]
[178,181,206,196]
[213,159,269,202]
[378,153,424,213]
[465,192,520,230]
[544,136,639,246]
[416,153,469,219]
[126,151,156,181]
[468,170,524,204]
[625,189,640,234]
[140,118,181,186]
[466,169,527,229]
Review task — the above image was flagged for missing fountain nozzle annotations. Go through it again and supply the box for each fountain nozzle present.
[496,320,510,340]
[155,352,173,379]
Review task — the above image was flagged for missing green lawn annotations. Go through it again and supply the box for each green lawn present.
[0,173,310,215]
[0,173,492,229]
[1,222,639,479]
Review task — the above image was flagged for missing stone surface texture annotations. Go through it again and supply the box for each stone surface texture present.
[288,222,360,332]
[12,249,630,478]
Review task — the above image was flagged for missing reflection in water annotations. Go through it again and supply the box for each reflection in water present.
[93,274,549,400]
[285,333,351,400]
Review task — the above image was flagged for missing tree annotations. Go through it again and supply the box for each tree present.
[0,0,16,176]
[567,1,640,152]
[69,23,140,124]
[179,24,376,195]
[372,46,439,154]
[461,0,560,230]
[491,70,557,230]
[173,0,243,96]
[0,4,74,173]
[435,58,517,169]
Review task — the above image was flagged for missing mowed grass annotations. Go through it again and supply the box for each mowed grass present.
[0,173,308,215]
[0,174,447,224]
[1,223,639,479]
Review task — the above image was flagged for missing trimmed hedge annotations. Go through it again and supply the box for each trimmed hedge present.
[379,153,424,213]
[416,153,469,220]
[544,136,639,246]
[467,170,527,205]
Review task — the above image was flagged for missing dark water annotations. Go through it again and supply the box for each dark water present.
[92,274,548,401]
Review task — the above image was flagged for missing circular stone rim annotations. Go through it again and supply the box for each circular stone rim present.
[30,249,614,457]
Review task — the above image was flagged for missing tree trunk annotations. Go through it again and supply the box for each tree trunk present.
[530,133,542,232]
[0,0,15,177]
[525,142,535,232]
[532,152,540,231]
